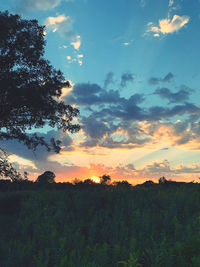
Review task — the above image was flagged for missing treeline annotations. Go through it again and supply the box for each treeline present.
[0,179,200,266]
[0,171,197,192]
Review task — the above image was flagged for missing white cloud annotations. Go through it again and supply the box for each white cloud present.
[45,15,81,49]
[66,54,83,66]
[46,14,67,26]
[146,14,190,37]
[71,35,81,50]
[45,14,72,35]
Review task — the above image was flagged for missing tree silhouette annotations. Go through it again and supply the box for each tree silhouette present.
[113,180,132,188]
[36,171,55,184]
[0,11,80,153]
[159,176,167,184]
[0,148,26,181]
[100,174,111,185]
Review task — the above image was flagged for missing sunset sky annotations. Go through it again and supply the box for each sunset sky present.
[1,0,200,184]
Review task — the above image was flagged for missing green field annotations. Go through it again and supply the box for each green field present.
[0,182,200,266]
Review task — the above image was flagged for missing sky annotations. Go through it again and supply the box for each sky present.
[1,0,200,184]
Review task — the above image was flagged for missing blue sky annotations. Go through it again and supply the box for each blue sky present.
[1,0,200,184]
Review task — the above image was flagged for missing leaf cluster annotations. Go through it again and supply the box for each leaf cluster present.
[0,11,80,152]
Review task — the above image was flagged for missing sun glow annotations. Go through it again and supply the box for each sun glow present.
[90,176,101,183]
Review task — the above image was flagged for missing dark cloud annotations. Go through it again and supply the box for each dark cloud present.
[154,87,190,103]
[81,116,111,139]
[0,130,73,162]
[148,72,174,85]
[104,72,115,88]
[148,103,200,120]
[120,72,134,88]
[65,83,125,105]
[163,72,174,82]
[148,77,160,85]
[92,101,200,124]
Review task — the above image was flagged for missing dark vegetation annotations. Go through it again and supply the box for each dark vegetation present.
[0,10,79,181]
[0,10,79,154]
[0,177,200,266]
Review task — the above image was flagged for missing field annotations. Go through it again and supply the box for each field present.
[0,181,200,266]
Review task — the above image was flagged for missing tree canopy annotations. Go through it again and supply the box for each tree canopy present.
[100,174,111,185]
[36,171,55,184]
[0,11,80,153]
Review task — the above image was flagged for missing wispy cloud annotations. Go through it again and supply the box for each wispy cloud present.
[45,14,81,50]
[18,0,73,12]
[153,87,190,103]
[146,14,190,37]
[104,72,115,89]
[120,72,134,88]
[148,72,174,85]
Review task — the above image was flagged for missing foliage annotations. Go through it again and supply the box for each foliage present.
[0,11,80,152]
[36,171,55,184]
[100,174,111,185]
[0,148,27,181]
[119,253,142,267]
[113,180,132,188]
[159,176,167,184]
[0,182,200,266]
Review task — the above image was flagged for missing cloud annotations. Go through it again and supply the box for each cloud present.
[146,14,190,37]
[120,72,134,88]
[163,72,174,82]
[154,87,190,103]
[65,82,124,105]
[148,103,200,120]
[64,75,199,150]
[66,54,84,66]
[81,115,112,139]
[122,41,133,46]
[45,15,81,49]
[137,160,200,180]
[6,71,199,171]
[104,72,115,88]
[18,0,73,12]
[0,130,73,162]
[84,101,200,149]
[71,35,81,50]
[148,72,174,85]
